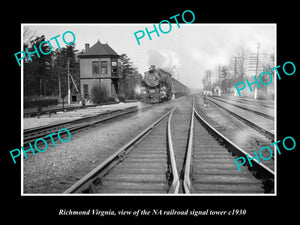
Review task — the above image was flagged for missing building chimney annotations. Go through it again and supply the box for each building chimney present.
[85,43,90,52]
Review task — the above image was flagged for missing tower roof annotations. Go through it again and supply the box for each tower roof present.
[79,40,119,58]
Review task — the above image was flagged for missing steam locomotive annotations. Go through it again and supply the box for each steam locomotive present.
[141,65,190,103]
[140,66,171,103]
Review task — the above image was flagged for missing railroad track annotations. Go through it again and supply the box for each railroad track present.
[219,96,274,109]
[184,98,274,193]
[209,96,274,120]
[207,96,274,141]
[195,95,274,171]
[65,96,274,194]
[23,106,141,146]
[64,105,180,194]
[23,104,97,118]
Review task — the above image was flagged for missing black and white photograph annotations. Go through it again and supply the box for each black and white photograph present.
[21,23,276,195]
[5,5,298,223]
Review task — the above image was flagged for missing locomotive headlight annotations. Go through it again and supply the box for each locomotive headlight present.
[135,86,141,94]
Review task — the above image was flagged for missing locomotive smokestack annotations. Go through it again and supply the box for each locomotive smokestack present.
[149,65,156,71]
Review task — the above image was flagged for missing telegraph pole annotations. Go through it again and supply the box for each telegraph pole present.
[255,43,260,76]
[254,43,260,99]
[218,65,221,96]
[67,58,71,104]
[209,71,211,91]
[234,56,237,83]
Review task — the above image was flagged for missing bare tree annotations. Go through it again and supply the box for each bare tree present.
[235,47,249,78]
[23,26,36,48]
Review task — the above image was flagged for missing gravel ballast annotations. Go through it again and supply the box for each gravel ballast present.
[23,99,183,194]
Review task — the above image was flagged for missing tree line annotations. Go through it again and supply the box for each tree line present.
[23,26,141,105]
[24,34,79,98]
[24,42,137,96]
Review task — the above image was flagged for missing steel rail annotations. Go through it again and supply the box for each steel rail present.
[193,108,274,185]
[167,108,180,194]
[64,106,179,194]
[218,96,274,109]
[182,96,274,193]
[183,96,195,193]
[23,106,139,145]
[209,96,274,120]
[207,97,274,141]
[23,105,98,118]
[24,106,138,133]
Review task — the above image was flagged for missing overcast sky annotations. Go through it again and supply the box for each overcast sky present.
[23,24,276,89]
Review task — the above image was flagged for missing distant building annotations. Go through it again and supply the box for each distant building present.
[78,40,122,102]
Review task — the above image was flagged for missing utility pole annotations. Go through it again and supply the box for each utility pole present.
[58,72,61,98]
[254,43,260,99]
[218,65,221,96]
[218,64,221,81]
[234,56,237,84]
[255,43,260,76]
[67,58,71,104]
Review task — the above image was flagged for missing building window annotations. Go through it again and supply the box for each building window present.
[92,61,99,75]
[112,59,118,77]
[101,61,108,75]
[83,84,89,99]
